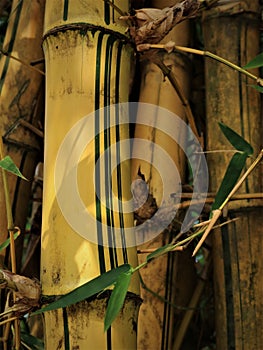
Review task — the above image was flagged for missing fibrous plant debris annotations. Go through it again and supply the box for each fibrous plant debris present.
[121,0,199,49]
[0,270,40,319]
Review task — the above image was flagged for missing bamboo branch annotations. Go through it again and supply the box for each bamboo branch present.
[0,137,14,233]
[219,149,263,210]
[172,255,212,350]
[0,49,45,76]
[137,218,239,254]
[101,0,127,16]
[192,209,221,256]
[192,149,263,256]
[137,43,263,86]
[154,59,203,146]
[139,272,202,311]
[19,119,44,138]
[0,316,18,327]
[0,136,20,348]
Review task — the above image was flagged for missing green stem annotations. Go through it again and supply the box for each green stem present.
[0,135,19,347]
[0,136,16,273]
[139,272,202,310]
[174,46,262,84]
[148,44,263,86]
[219,149,263,210]
[132,227,206,274]
[0,138,14,230]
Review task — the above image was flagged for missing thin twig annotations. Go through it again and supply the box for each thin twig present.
[0,138,14,231]
[20,341,32,350]
[30,58,45,66]
[0,316,19,327]
[138,246,184,254]
[0,49,45,76]
[0,137,20,349]
[102,0,127,16]
[139,272,203,311]
[139,44,263,86]
[19,119,44,138]
[192,150,263,256]
[172,255,212,350]
[219,149,263,210]
[192,209,221,256]
[174,192,263,200]
[2,318,11,350]
[155,59,203,146]
[195,150,240,154]
[165,192,263,211]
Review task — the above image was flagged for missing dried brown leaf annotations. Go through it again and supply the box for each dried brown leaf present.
[0,269,40,303]
[121,0,199,47]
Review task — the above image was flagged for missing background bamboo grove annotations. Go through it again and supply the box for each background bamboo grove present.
[0,0,262,349]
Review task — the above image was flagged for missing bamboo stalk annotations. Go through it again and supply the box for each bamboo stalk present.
[202,2,263,347]
[41,1,140,348]
[132,1,197,347]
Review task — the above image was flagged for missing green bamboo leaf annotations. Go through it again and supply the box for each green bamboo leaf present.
[146,243,173,262]
[33,264,131,315]
[249,84,263,93]
[104,270,132,331]
[243,52,263,69]
[0,231,20,252]
[219,122,253,155]
[212,152,248,210]
[21,332,44,350]
[0,156,27,180]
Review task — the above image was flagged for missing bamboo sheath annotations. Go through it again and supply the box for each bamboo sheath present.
[42,1,140,349]
[0,0,45,268]
[132,1,197,348]
[202,2,263,349]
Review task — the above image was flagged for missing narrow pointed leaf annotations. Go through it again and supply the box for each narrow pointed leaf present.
[243,52,263,69]
[0,156,27,180]
[249,84,263,93]
[33,264,131,315]
[0,231,20,252]
[212,152,248,210]
[104,270,132,331]
[219,122,253,155]
[21,332,44,350]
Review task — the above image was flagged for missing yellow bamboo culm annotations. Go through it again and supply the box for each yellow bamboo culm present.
[41,1,140,349]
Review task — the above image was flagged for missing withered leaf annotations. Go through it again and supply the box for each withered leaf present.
[121,0,199,47]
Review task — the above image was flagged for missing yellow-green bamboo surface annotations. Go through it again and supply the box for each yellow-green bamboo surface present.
[41,1,140,349]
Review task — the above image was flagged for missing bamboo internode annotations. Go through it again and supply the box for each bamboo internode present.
[41,1,140,348]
